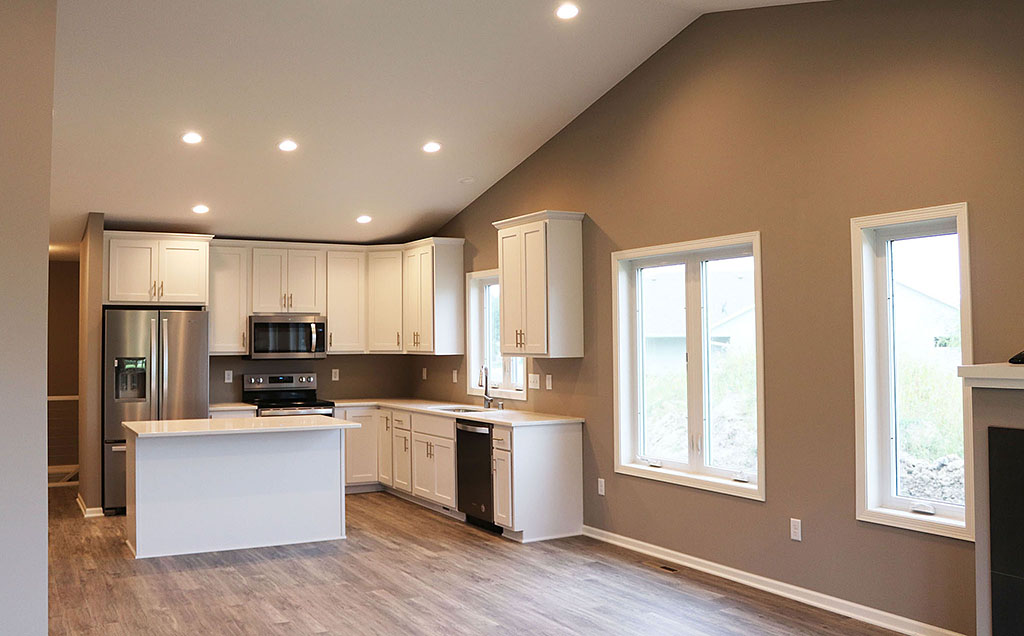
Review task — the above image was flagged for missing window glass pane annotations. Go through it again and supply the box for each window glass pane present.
[890,233,963,505]
[485,283,503,386]
[638,263,687,462]
[507,357,525,391]
[704,256,757,476]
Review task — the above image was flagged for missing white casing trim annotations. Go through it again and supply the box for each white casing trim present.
[581,525,963,636]
[76,493,104,519]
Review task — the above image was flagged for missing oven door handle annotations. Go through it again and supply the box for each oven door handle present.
[258,407,334,417]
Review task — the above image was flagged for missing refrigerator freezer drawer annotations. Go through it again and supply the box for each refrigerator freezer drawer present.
[103,442,127,511]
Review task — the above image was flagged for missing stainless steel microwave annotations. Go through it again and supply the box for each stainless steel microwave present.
[249,314,327,359]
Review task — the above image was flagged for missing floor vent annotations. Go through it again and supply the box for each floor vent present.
[642,560,679,574]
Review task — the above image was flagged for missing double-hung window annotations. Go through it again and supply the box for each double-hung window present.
[852,203,973,540]
[467,270,526,400]
[613,232,765,500]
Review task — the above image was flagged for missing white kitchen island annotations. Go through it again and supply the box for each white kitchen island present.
[122,415,359,559]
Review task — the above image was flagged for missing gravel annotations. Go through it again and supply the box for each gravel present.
[897,454,965,505]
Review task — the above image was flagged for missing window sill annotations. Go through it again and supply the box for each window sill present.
[615,462,765,502]
[857,506,973,542]
[467,386,527,402]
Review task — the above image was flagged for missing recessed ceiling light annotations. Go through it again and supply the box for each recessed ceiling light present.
[192,204,209,214]
[182,131,202,144]
[356,215,372,224]
[422,141,442,153]
[278,139,298,152]
[556,2,579,19]
[458,176,476,184]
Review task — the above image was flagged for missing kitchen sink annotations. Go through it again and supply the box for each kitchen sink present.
[430,405,491,413]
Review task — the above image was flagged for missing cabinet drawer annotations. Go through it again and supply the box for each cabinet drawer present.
[411,413,454,439]
[391,410,411,431]
[491,427,512,451]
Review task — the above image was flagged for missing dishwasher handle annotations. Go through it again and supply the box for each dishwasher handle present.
[455,422,491,435]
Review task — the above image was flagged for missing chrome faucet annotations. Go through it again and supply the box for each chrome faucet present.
[479,366,494,409]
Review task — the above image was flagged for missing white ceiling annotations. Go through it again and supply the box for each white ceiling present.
[50,0,816,249]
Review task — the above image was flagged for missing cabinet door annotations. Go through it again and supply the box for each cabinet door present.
[403,248,421,351]
[431,435,456,507]
[209,246,250,354]
[377,410,393,487]
[343,408,378,484]
[367,251,403,351]
[158,240,208,303]
[287,249,326,314]
[411,432,434,500]
[520,220,548,354]
[392,428,412,493]
[493,448,513,528]
[251,248,288,313]
[108,238,159,302]
[497,228,523,355]
[327,251,366,352]
[417,246,434,352]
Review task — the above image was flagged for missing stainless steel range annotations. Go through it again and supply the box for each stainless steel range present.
[242,373,335,416]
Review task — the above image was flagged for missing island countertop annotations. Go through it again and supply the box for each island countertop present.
[122,415,360,438]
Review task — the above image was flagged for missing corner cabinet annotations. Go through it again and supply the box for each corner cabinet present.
[494,211,583,358]
[251,247,326,314]
[208,243,250,354]
[105,231,212,305]
[367,250,404,352]
[402,238,465,355]
[326,249,366,352]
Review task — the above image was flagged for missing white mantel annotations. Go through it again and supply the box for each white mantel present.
[958,363,1024,636]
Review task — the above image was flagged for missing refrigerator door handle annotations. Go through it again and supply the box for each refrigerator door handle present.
[161,317,169,419]
[150,318,159,420]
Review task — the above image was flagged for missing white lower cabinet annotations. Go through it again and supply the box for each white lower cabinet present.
[411,432,456,507]
[392,427,412,493]
[377,410,393,487]
[340,408,378,485]
[492,448,513,528]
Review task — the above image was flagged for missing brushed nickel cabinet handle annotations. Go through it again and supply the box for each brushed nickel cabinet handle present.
[283,293,287,308]
[329,332,333,348]
[404,437,408,452]
[396,331,400,347]
[289,293,293,308]
[242,331,246,348]
[159,281,164,297]
[152,280,157,298]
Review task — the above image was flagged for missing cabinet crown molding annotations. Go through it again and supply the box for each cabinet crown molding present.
[492,210,585,230]
[105,230,214,242]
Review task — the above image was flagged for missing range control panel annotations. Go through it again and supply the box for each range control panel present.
[242,373,317,390]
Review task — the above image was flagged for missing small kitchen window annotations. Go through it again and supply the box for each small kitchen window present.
[467,270,526,401]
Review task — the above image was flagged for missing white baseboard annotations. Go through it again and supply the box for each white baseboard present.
[581,526,962,636]
[76,493,104,519]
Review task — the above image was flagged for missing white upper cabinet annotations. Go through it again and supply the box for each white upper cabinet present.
[401,238,464,355]
[367,250,404,352]
[494,211,584,358]
[326,250,366,353]
[251,247,326,314]
[209,244,250,354]
[105,232,212,305]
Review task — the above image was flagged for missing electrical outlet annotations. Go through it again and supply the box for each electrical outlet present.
[224,370,233,383]
[790,518,802,542]
[452,369,458,383]
[422,367,428,380]
[545,374,553,390]
[597,478,606,496]
[528,373,540,389]
[331,369,339,381]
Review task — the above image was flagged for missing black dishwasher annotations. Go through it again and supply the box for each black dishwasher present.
[456,420,501,533]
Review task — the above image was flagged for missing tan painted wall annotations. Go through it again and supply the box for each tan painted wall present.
[78,212,104,509]
[0,0,56,631]
[410,1,1024,631]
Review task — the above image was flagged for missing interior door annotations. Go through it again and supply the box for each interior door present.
[520,220,548,354]
[251,248,288,313]
[411,433,434,500]
[108,238,159,303]
[417,246,434,352]
[208,246,249,354]
[326,251,365,352]
[431,435,455,507]
[377,410,393,487]
[403,249,421,350]
[367,251,403,351]
[392,428,412,493]
[158,240,208,303]
[497,228,523,355]
[159,311,209,420]
[287,249,325,314]
[343,408,378,484]
[493,448,513,528]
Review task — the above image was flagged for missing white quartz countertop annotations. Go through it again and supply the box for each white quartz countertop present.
[330,398,584,428]
[123,415,360,438]
[208,402,257,412]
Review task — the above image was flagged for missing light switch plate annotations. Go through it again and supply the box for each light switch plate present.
[528,373,540,389]
[790,518,802,542]
[331,369,339,381]
[545,374,553,390]
[452,369,458,383]
[224,370,233,383]
[597,478,605,496]
[422,367,428,380]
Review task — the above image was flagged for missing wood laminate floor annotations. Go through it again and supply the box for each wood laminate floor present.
[48,488,895,635]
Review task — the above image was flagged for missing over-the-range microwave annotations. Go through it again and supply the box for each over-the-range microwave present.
[248,314,327,359]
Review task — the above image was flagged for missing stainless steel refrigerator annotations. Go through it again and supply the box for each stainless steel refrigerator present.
[103,309,209,511]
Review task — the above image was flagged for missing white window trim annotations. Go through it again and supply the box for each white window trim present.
[851,202,974,542]
[466,269,527,402]
[612,231,766,501]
